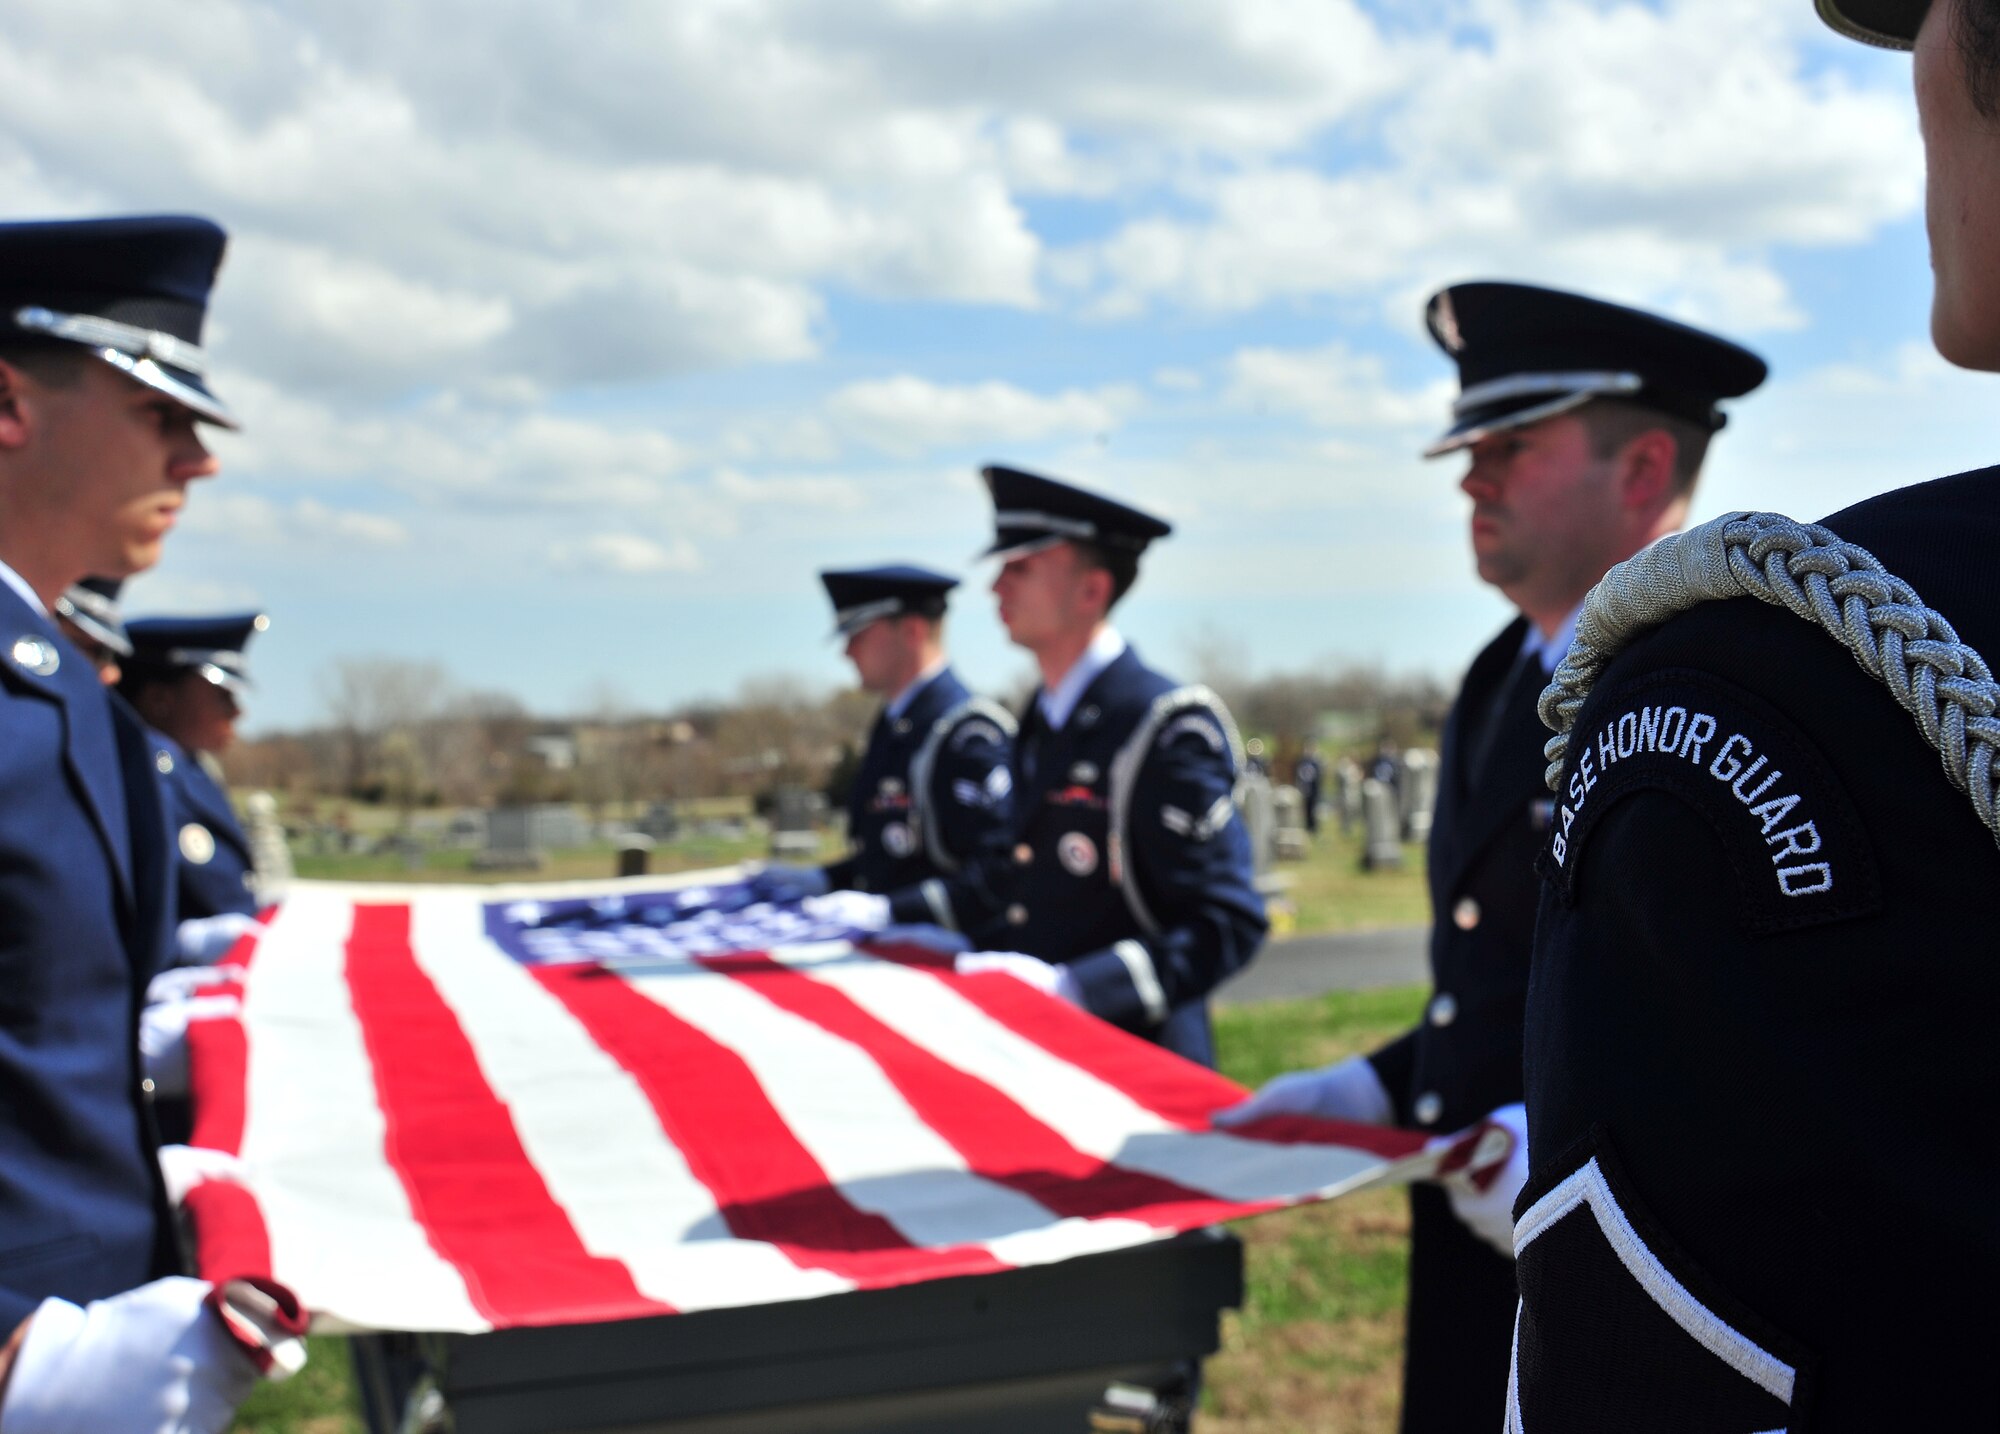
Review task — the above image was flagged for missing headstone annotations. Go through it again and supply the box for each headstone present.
[1335,758,1363,835]
[1272,784,1310,861]
[242,791,292,906]
[616,834,653,879]
[528,804,590,851]
[637,801,680,842]
[1238,770,1276,881]
[1362,777,1403,870]
[1400,748,1440,844]
[473,805,545,871]
[769,786,820,860]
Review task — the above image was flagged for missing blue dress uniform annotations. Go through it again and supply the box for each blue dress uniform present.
[888,469,1266,1067]
[817,568,1015,896]
[1516,479,2000,1432]
[1377,282,1768,1434]
[0,215,239,1333]
[123,613,268,922]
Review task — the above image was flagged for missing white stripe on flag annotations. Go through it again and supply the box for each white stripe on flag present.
[404,894,853,1313]
[240,890,487,1333]
[788,952,1400,1203]
[626,967,1089,1249]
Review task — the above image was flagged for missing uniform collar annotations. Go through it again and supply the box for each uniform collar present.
[885,657,948,721]
[1038,626,1127,732]
[0,557,49,619]
[1521,600,1585,676]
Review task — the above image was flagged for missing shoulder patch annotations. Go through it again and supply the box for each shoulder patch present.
[1157,710,1225,753]
[947,715,1006,752]
[1537,668,1880,935]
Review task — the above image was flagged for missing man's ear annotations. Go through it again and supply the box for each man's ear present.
[1616,428,1679,514]
[0,360,33,451]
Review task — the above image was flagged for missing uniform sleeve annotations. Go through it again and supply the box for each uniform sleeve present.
[927,710,1015,876]
[0,1284,36,1338]
[1366,1028,1418,1117]
[882,845,1009,932]
[1065,710,1267,1032]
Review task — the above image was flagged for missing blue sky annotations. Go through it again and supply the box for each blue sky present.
[2,0,1972,731]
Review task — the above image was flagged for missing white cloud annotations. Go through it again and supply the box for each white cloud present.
[1226,342,1450,429]
[552,532,702,575]
[1069,0,1921,332]
[179,491,408,548]
[826,375,1141,456]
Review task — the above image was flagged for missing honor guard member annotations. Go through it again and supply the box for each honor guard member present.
[119,612,268,924]
[818,467,1268,1068]
[1511,3,2000,1428]
[0,217,292,1433]
[1218,283,1766,1433]
[751,565,1015,904]
[53,576,132,685]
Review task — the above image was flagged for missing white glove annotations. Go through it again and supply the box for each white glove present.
[173,913,264,967]
[158,1144,251,1208]
[1428,1102,1530,1258]
[1210,1053,1395,1129]
[800,890,891,933]
[145,964,241,1006]
[1,1278,259,1434]
[139,993,242,1101]
[953,951,1082,1005]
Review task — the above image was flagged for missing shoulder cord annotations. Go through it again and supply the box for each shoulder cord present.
[908,696,1020,874]
[1107,685,1247,938]
[1539,510,2000,846]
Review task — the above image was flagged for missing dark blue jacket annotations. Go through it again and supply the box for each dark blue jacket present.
[0,589,177,1331]
[891,644,1266,1065]
[824,667,1014,896]
[1519,470,2000,1431]
[149,731,257,921]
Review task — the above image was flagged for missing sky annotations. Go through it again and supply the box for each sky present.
[2,0,1981,732]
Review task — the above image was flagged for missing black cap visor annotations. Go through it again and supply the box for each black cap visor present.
[1815,0,1928,49]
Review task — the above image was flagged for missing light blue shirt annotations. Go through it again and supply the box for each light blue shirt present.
[1037,626,1127,731]
[0,557,47,618]
[1521,600,1585,675]
[885,658,947,721]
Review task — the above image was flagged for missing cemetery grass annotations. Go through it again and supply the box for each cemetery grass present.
[1274,825,1429,938]
[225,984,1429,1433]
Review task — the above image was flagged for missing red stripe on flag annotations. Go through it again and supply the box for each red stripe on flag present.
[904,960,1428,1162]
[534,964,1009,1288]
[187,967,251,1159]
[705,955,1253,1227]
[345,904,667,1327]
[183,1180,274,1289]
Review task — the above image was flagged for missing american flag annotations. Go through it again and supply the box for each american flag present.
[179,877,1435,1335]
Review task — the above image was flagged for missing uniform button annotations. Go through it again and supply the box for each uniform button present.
[1013,843,1034,865]
[1413,1092,1444,1126]
[141,1077,156,1095]
[156,751,175,774]
[1005,903,1029,926]
[1429,992,1458,1027]
[894,718,912,735]
[1452,897,1481,931]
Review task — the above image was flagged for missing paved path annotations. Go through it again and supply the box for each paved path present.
[1214,926,1427,1005]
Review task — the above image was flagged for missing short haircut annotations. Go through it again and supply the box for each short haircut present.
[1960,0,2000,118]
[1577,398,1714,496]
[1071,539,1140,611]
[0,341,89,387]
